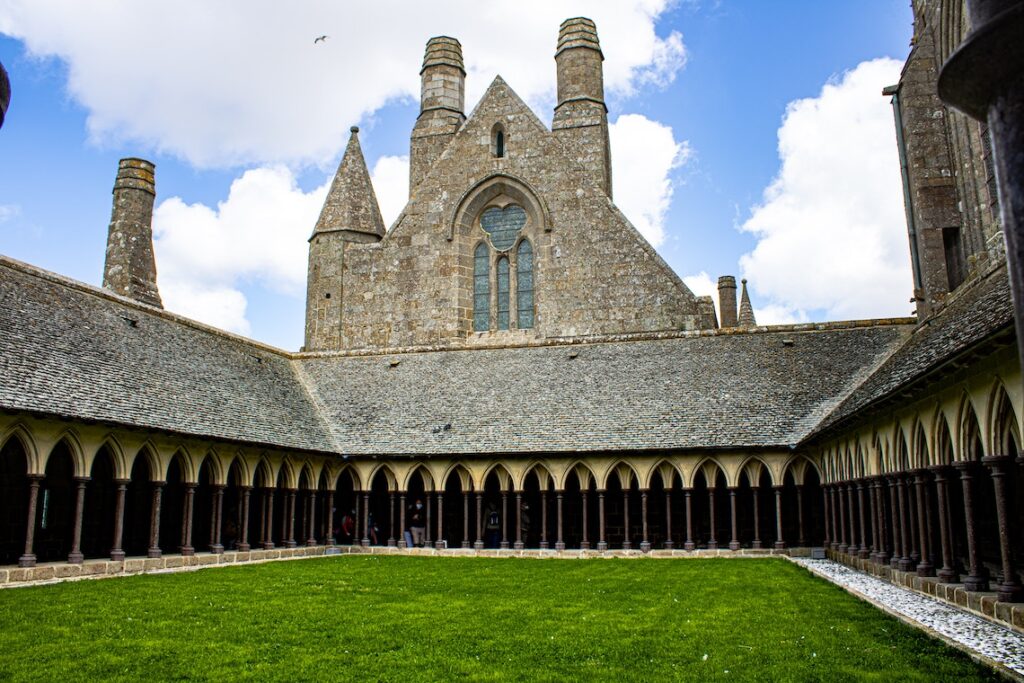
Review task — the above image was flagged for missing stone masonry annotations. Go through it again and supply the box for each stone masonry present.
[102,158,162,308]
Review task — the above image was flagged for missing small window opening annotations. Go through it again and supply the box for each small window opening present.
[943,226,966,292]
[492,124,506,158]
[324,292,331,299]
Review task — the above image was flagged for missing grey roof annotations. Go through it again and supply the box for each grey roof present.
[811,267,1014,438]
[298,325,908,455]
[0,257,336,453]
[0,255,917,455]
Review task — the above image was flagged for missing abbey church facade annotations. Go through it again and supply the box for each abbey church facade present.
[1,6,1021,628]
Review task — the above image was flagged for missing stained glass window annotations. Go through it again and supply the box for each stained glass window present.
[473,243,490,332]
[496,256,510,331]
[480,205,526,251]
[516,239,534,329]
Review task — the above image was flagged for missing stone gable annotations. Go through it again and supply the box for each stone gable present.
[336,77,704,351]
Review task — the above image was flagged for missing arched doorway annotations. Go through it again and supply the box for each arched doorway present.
[36,441,77,562]
[441,466,471,549]
[0,436,30,565]
[81,446,118,559]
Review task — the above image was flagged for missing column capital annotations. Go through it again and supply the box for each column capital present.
[981,454,1014,472]
[74,476,91,484]
[952,459,978,473]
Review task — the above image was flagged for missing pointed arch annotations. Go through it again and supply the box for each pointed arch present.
[131,443,161,482]
[519,461,551,491]
[644,459,682,490]
[934,413,955,466]
[564,461,596,490]
[405,463,437,492]
[367,462,398,492]
[0,423,40,475]
[253,457,276,488]
[480,462,512,491]
[739,456,771,487]
[227,454,251,487]
[911,421,929,470]
[783,455,819,487]
[692,458,725,489]
[49,430,86,478]
[198,451,224,486]
[97,435,129,480]
[298,462,316,490]
[958,394,985,461]
[989,380,1021,456]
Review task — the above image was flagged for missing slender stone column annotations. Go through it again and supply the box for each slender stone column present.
[326,490,335,544]
[797,484,807,548]
[931,467,957,582]
[399,494,407,549]
[111,479,129,561]
[622,489,632,550]
[354,493,361,545]
[867,480,879,561]
[514,492,524,550]
[728,487,740,551]
[832,485,842,550]
[640,490,651,552]
[982,456,1023,602]
[912,471,934,576]
[211,485,225,553]
[857,481,869,558]
[847,483,859,555]
[148,482,164,558]
[874,478,888,565]
[888,477,901,569]
[907,477,920,563]
[822,484,831,548]
[435,493,446,549]
[462,492,470,549]
[18,475,42,568]
[283,490,295,548]
[897,476,914,571]
[684,488,694,550]
[707,488,718,550]
[597,490,607,551]
[664,490,674,550]
[307,492,318,546]
[67,477,88,563]
[262,488,275,549]
[361,491,370,547]
[180,484,195,556]
[424,493,431,545]
[774,486,785,550]
[540,490,549,550]
[387,492,396,547]
[556,491,565,551]
[581,490,590,550]
[752,487,762,549]
[954,461,989,591]
[500,492,509,549]
[837,484,848,553]
[474,493,483,550]
[238,487,251,551]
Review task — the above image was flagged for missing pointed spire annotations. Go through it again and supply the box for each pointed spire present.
[313,126,386,240]
[738,278,757,328]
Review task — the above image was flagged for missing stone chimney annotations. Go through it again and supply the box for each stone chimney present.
[553,18,612,197]
[103,158,162,308]
[409,36,465,197]
[737,279,757,328]
[717,275,737,328]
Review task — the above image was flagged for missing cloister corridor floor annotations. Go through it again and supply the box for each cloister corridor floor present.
[0,556,1000,681]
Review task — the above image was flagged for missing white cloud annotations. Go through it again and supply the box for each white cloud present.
[739,58,912,322]
[0,203,20,223]
[153,166,328,334]
[0,1,686,167]
[609,114,691,247]
[370,155,410,229]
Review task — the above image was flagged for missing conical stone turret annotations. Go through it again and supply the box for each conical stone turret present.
[738,279,757,328]
[305,126,386,351]
[313,126,386,239]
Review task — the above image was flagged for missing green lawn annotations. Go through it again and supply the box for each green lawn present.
[0,556,998,681]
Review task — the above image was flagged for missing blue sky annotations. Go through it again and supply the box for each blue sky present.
[0,1,913,350]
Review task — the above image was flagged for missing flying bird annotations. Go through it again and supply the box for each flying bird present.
[314,35,329,44]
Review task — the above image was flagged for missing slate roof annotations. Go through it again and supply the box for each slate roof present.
[0,257,336,453]
[811,266,1015,438]
[0,255,917,455]
[298,326,908,455]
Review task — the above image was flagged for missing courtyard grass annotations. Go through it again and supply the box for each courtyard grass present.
[0,556,1000,681]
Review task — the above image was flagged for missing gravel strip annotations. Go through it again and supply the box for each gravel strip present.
[792,558,1024,678]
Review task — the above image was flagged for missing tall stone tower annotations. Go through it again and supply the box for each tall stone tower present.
[409,36,465,197]
[552,17,612,198]
[304,126,386,351]
[102,158,163,308]
[718,276,737,328]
